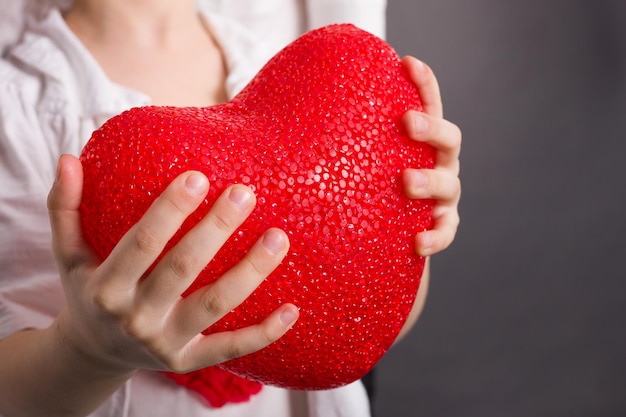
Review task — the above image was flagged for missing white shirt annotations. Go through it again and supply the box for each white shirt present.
[1,0,387,58]
[0,3,371,417]
[198,0,387,53]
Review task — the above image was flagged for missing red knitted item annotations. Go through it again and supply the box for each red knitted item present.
[166,368,263,408]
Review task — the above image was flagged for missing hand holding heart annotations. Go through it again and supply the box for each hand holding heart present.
[48,25,461,395]
[51,157,298,375]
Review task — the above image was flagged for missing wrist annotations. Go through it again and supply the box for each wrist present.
[53,309,135,381]
[0,320,134,417]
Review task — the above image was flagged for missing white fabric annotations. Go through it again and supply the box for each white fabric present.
[0,2,371,417]
[198,0,387,54]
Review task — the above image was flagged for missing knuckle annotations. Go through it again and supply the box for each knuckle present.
[429,171,460,201]
[451,211,461,228]
[225,341,245,361]
[162,189,195,217]
[449,123,463,149]
[168,251,196,279]
[442,228,458,250]
[211,211,238,234]
[453,123,462,141]
[121,315,168,358]
[242,255,269,278]
[200,289,230,317]
[409,112,428,138]
[450,176,462,198]
[431,121,461,153]
[123,317,185,371]
[160,355,187,373]
[133,226,162,255]
[435,212,460,237]
[121,314,151,342]
[92,287,126,319]
[451,159,461,178]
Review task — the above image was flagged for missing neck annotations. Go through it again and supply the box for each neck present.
[62,0,227,107]
[64,0,200,48]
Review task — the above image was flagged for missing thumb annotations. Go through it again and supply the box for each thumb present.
[47,154,92,270]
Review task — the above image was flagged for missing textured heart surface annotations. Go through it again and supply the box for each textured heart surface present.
[80,24,435,390]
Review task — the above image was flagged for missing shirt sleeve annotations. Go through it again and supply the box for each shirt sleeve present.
[0,58,66,340]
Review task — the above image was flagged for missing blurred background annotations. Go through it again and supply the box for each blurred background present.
[375,0,626,416]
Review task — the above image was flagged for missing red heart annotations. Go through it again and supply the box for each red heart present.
[79,24,434,391]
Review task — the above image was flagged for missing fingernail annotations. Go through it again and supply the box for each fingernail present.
[185,173,208,195]
[280,306,299,326]
[419,233,434,255]
[54,156,63,185]
[262,229,286,255]
[409,170,427,189]
[414,113,428,134]
[228,187,253,210]
[414,58,425,71]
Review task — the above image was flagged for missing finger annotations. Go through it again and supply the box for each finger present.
[402,55,443,118]
[174,303,299,372]
[47,154,94,272]
[137,185,256,309]
[100,172,209,289]
[167,228,289,340]
[403,168,461,202]
[415,209,460,257]
[402,110,462,172]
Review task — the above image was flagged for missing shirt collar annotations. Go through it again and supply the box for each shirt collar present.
[9,5,150,118]
[7,5,274,116]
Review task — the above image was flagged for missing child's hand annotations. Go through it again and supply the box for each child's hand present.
[401,56,462,257]
[392,57,461,342]
[48,155,299,376]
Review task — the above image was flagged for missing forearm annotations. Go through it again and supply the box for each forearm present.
[0,317,133,417]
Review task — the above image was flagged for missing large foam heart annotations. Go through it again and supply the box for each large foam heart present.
[79,24,435,390]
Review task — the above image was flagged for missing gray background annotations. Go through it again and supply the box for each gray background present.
[375,1,626,416]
